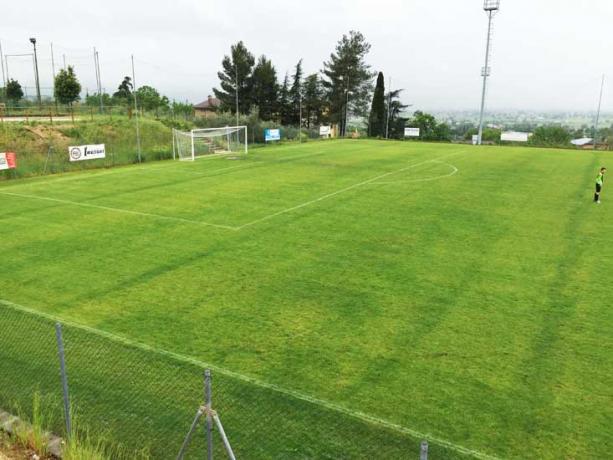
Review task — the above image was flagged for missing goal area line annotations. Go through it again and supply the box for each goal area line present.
[0,298,500,460]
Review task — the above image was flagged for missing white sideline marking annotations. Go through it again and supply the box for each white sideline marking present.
[237,150,467,230]
[369,161,459,185]
[0,298,500,460]
[0,191,237,231]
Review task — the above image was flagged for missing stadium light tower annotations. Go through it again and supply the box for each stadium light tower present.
[477,0,501,145]
[29,37,42,107]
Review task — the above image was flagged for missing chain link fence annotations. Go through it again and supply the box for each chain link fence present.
[0,300,465,459]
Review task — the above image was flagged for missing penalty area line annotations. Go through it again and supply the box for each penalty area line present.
[237,150,468,230]
[0,190,238,231]
[0,298,500,460]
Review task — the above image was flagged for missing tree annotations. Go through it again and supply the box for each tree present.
[55,66,81,106]
[386,89,410,139]
[113,76,133,104]
[85,92,112,107]
[5,79,24,103]
[528,126,571,146]
[368,72,386,137]
[289,59,303,126]
[213,41,255,115]
[302,73,325,128]
[278,73,291,126]
[251,56,279,121]
[407,111,451,141]
[321,31,375,136]
[135,85,165,114]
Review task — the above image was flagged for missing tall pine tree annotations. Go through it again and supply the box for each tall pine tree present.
[213,41,255,115]
[368,72,386,137]
[251,56,279,121]
[321,31,375,136]
[302,73,324,128]
[289,60,303,126]
[278,73,291,126]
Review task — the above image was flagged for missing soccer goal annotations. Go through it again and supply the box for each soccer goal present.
[172,126,248,161]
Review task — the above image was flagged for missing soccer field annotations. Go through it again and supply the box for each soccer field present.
[1,139,611,458]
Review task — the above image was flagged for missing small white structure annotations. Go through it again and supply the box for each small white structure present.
[571,138,594,147]
[404,127,420,138]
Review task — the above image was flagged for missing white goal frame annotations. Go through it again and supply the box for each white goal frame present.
[172,126,248,161]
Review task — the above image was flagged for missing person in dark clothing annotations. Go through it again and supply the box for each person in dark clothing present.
[595,167,606,204]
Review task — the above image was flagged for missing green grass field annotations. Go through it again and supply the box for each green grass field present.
[1,139,612,459]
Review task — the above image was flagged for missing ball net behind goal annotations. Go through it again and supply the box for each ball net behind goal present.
[173,126,247,161]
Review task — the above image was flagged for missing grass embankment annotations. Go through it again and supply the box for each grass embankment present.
[0,118,180,180]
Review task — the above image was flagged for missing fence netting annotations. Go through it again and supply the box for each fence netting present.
[0,302,459,459]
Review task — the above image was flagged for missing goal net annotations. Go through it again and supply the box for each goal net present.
[173,126,248,161]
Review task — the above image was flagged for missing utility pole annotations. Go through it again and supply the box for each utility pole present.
[385,77,392,139]
[29,37,42,107]
[345,74,350,137]
[594,74,605,150]
[235,61,239,127]
[299,94,303,143]
[93,48,103,113]
[62,54,66,70]
[477,0,501,145]
[0,40,6,99]
[131,55,142,162]
[51,43,57,109]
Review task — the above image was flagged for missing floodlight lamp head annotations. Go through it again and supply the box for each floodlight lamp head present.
[483,0,500,11]
[29,37,36,45]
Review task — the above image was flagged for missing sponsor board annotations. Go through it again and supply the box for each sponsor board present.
[320,125,332,137]
[472,135,480,145]
[0,152,17,170]
[264,128,281,142]
[501,131,531,143]
[68,144,106,162]
[404,127,420,138]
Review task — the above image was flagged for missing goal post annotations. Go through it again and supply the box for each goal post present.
[172,126,248,161]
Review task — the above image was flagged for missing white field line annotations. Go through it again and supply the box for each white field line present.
[0,298,500,460]
[368,161,459,185]
[0,190,238,231]
[237,150,467,230]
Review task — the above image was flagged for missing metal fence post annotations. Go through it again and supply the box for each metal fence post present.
[205,369,213,460]
[55,322,71,438]
[420,440,428,460]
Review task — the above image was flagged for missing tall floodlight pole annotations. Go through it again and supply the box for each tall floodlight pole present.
[477,0,500,145]
[593,74,605,150]
[131,55,142,162]
[29,38,42,107]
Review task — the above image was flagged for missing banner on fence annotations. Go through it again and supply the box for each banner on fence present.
[404,127,420,138]
[0,152,16,170]
[264,129,281,142]
[320,126,331,137]
[68,144,106,162]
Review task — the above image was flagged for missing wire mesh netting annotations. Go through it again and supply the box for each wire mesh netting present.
[0,302,463,459]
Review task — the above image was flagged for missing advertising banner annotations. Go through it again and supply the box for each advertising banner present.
[264,129,281,142]
[68,144,106,162]
[404,127,420,138]
[320,126,331,137]
[0,152,16,170]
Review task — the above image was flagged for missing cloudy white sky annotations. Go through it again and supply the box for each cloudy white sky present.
[2,0,612,112]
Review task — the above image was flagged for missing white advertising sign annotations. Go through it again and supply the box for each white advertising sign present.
[320,125,331,137]
[472,135,480,145]
[501,131,530,143]
[68,144,106,162]
[404,127,420,138]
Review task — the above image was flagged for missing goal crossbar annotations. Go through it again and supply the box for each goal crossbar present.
[173,126,248,161]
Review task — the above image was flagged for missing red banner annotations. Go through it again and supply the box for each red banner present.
[5,152,16,169]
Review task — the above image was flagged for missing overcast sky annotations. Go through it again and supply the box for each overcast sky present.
[2,0,612,112]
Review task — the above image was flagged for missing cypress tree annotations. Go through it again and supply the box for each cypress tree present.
[368,72,386,137]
